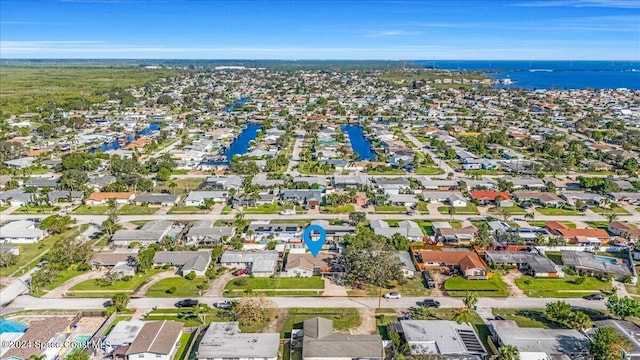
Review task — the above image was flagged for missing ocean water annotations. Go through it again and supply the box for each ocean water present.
[418,61,640,90]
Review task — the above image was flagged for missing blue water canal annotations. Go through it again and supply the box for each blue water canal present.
[224,123,262,161]
[91,123,161,153]
[340,124,376,161]
[223,97,247,113]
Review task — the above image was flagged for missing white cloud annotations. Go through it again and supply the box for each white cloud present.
[365,30,421,38]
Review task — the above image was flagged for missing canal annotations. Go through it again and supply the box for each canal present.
[223,97,247,113]
[340,124,376,161]
[91,123,161,153]
[224,123,262,161]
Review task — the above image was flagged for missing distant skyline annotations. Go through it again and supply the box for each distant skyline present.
[1,0,639,60]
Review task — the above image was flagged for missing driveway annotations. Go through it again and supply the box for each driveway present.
[43,270,105,299]
[130,271,179,297]
[205,272,234,296]
[500,271,527,297]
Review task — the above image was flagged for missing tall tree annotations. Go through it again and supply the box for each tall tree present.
[590,326,631,360]
[111,293,130,312]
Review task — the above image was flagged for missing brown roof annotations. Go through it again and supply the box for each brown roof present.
[439,226,477,236]
[90,252,135,266]
[285,252,336,272]
[126,320,183,355]
[88,192,135,201]
[609,221,634,231]
[3,317,74,359]
[419,250,485,271]
[546,221,610,240]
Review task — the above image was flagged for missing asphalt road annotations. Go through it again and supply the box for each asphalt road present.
[0,294,607,315]
[403,130,457,176]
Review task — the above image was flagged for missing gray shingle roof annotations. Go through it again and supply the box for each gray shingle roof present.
[153,250,212,272]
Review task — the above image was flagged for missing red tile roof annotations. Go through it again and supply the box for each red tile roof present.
[545,221,610,240]
[470,191,511,201]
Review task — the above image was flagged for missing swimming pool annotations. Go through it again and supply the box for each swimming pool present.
[74,335,92,343]
[0,318,27,334]
[594,255,618,264]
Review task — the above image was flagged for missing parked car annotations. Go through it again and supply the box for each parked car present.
[584,294,604,300]
[494,315,505,320]
[175,299,199,308]
[421,299,440,308]
[214,300,234,309]
[383,292,401,299]
[233,268,249,276]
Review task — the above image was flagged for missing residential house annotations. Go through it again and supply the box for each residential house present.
[183,191,228,206]
[608,221,640,241]
[610,192,640,205]
[484,251,559,278]
[301,317,383,360]
[514,191,564,207]
[87,175,116,191]
[281,189,324,208]
[134,193,181,207]
[490,320,590,359]
[448,193,468,207]
[388,193,419,207]
[560,192,606,207]
[86,192,135,205]
[418,250,487,279]
[89,251,137,270]
[247,221,300,241]
[284,252,337,277]
[219,250,278,277]
[46,190,84,204]
[1,317,74,360]
[126,321,183,360]
[373,177,411,195]
[370,220,424,242]
[104,320,145,354]
[293,176,326,188]
[506,177,546,190]
[153,249,212,276]
[185,220,235,244]
[416,177,458,190]
[396,251,417,278]
[0,189,32,207]
[396,320,487,358]
[0,220,46,244]
[24,177,60,189]
[331,175,369,189]
[561,250,631,278]
[195,322,280,360]
[545,221,611,245]
[309,220,355,243]
[202,176,243,190]
[470,191,511,206]
[437,226,477,245]
[4,156,36,168]
[111,220,173,247]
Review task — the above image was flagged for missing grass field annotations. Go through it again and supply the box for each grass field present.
[70,269,165,292]
[321,205,355,214]
[0,226,83,277]
[444,273,509,297]
[242,203,292,214]
[536,207,584,216]
[118,205,159,215]
[415,166,444,175]
[515,275,611,298]
[0,66,179,115]
[280,308,360,338]
[438,203,479,215]
[374,205,408,214]
[363,277,431,297]
[367,168,406,175]
[225,277,324,290]
[491,308,564,329]
[488,205,528,215]
[174,332,194,360]
[586,221,611,230]
[146,277,210,297]
[591,207,631,215]
[0,205,10,212]
[144,308,234,328]
[167,206,209,214]
[153,178,204,194]
[12,205,59,214]
[72,205,109,215]
[221,205,233,214]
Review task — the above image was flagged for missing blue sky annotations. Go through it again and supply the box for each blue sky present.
[1,0,639,60]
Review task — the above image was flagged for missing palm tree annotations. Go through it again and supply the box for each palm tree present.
[569,311,592,331]
[498,344,520,360]
[448,206,456,220]
[524,212,534,221]
[167,180,177,194]
[606,212,618,224]
[234,210,245,227]
[463,292,478,311]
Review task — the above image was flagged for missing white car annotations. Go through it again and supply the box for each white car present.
[383,292,401,299]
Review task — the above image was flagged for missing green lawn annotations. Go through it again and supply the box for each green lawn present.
[146,277,210,297]
[374,205,407,214]
[225,277,324,290]
[438,203,479,215]
[363,277,431,296]
[515,275,611,298]
[415,166,444,175]
[69,269,165,292]
[167,206,209,214]
[528,221,576,229]
[367,168,406,175]
[545,251,563,265]
[488,205,528,215]
[413,220,461,235]
[12,205,59,214]
[536,207,584,216]
[145,308,235,328]
[0,226,83,277]
[416,201,429,213]
[322,205,355,214]
[118,205,159,215]
[465,169,506,175]
[591,207,631,215]
[444,273,509,297]
[221,205,233,214]
[153,178,203,194]
[586,221,611,230]
[280,308,360,339]
[31,269,87,297]
[72,205,109,215]
[0,204,10,212]
[242,203,291,214]
[174,332,194,360]
[491,308,564,329]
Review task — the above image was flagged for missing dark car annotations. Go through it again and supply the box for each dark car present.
[584,294,604,300]
[233,268,249,276]
[494,315,505,320]
[421,299,441,308]
[175,299,199,308]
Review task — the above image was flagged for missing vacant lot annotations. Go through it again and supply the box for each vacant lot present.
[438,203,479,215]
[72,205,109,215]
[591,207,631,215]
[280,308,360,338]
[167,206,209,214]
[224,277,324,297]
[515,275,610,298]
[374,205,407,214]
[118,205,158,215]
[146,277,210,297]
[363,277,431,297]
[491,308,563,329]
[444,273,509,297]
[536,207,584,216]
[69,269,165,296]
[12,205,59,214]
